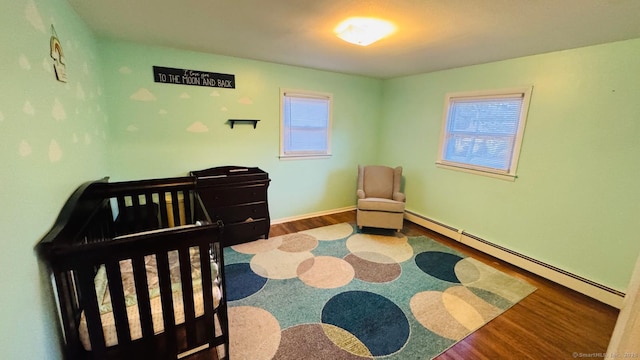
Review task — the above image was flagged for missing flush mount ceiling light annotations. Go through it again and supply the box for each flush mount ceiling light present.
[334,17,396,46]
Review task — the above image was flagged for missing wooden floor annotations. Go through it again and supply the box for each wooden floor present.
[193,210,619,359]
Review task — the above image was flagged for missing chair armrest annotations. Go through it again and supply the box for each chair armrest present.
[393,192,406,202]
[357,189,366,199]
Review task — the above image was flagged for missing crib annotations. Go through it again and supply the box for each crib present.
[36,176,228,360]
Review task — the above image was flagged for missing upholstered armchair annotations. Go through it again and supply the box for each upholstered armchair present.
[356,165,406,231]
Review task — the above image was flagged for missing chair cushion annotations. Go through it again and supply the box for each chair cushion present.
[363,166,394,199]
[358,197,405,213]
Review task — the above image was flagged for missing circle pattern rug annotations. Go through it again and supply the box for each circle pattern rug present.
[224,223,536,359]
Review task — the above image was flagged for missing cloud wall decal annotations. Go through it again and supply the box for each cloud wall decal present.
[130,88,156,101]
[187,122,209,133]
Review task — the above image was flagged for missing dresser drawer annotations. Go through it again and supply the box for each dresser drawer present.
[212,202,268,223]
[199,184,267,207]
[222,219,270,247]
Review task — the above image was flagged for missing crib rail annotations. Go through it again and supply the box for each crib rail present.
[36,176,228,360]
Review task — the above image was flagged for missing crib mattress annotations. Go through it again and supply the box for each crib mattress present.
[78,249,222,350]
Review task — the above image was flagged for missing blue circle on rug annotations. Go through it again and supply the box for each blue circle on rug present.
[321,290,409,356]
[225,263,267,301]
[415,251,464,283]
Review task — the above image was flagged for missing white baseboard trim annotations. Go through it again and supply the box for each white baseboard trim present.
[404,210,625,309]
[271,206,356,225]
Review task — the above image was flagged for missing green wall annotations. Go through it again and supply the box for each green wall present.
[1,3,382,358]
[380,38,640,292]
[99,38,383,219]
[0,0,108,359]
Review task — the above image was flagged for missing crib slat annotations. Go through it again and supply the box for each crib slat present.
[170,191,181,226]
[131,255,154,339]
[133,193,141,217]
[158,193,169,228]
[199,244,216,343]
[143,192,153,207]
[178,247,197,347]
[54,271,82,358]
[214,240,229,351]
[144,192,155,225]
[183,191,193,223]
[105,260,132,347]
[77,263,107,356]
[156,251,178,355]
[116,196,126,218]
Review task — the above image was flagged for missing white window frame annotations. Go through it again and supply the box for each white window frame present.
[436,86,533,181]
[279,88,333,160]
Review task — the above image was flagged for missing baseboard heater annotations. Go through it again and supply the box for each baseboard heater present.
[404,210,625,308]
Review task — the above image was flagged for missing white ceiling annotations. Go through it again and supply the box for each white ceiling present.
[67,0,640,79]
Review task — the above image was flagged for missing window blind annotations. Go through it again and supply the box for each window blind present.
[442,96,524,172]
[283,94,330,155]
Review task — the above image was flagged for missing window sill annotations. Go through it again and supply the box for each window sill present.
[279,154,332,161]
[436,162,517,182]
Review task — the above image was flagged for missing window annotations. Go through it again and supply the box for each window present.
[280,89,332,159]
[437,87,532,180]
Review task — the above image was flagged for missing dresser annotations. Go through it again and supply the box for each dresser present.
[190,166,270,246]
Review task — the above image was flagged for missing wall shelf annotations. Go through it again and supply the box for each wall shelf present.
[228,119,260,129]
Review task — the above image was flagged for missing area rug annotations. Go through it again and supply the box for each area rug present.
[223,223,535,359]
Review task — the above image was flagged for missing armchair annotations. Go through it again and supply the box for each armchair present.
[356,165,406,231]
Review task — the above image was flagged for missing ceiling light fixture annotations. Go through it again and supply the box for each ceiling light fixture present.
[334,17,396,46]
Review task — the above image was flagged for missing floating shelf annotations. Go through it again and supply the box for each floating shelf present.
[228,119,260,129]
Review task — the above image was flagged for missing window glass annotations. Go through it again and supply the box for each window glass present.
[280,90,332,158]
[437,87,532,180]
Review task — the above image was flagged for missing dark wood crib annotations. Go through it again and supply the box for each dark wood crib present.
[36,176,228,360]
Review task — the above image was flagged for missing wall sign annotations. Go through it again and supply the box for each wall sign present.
[50,25,67,83]
[153,66,235,89]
